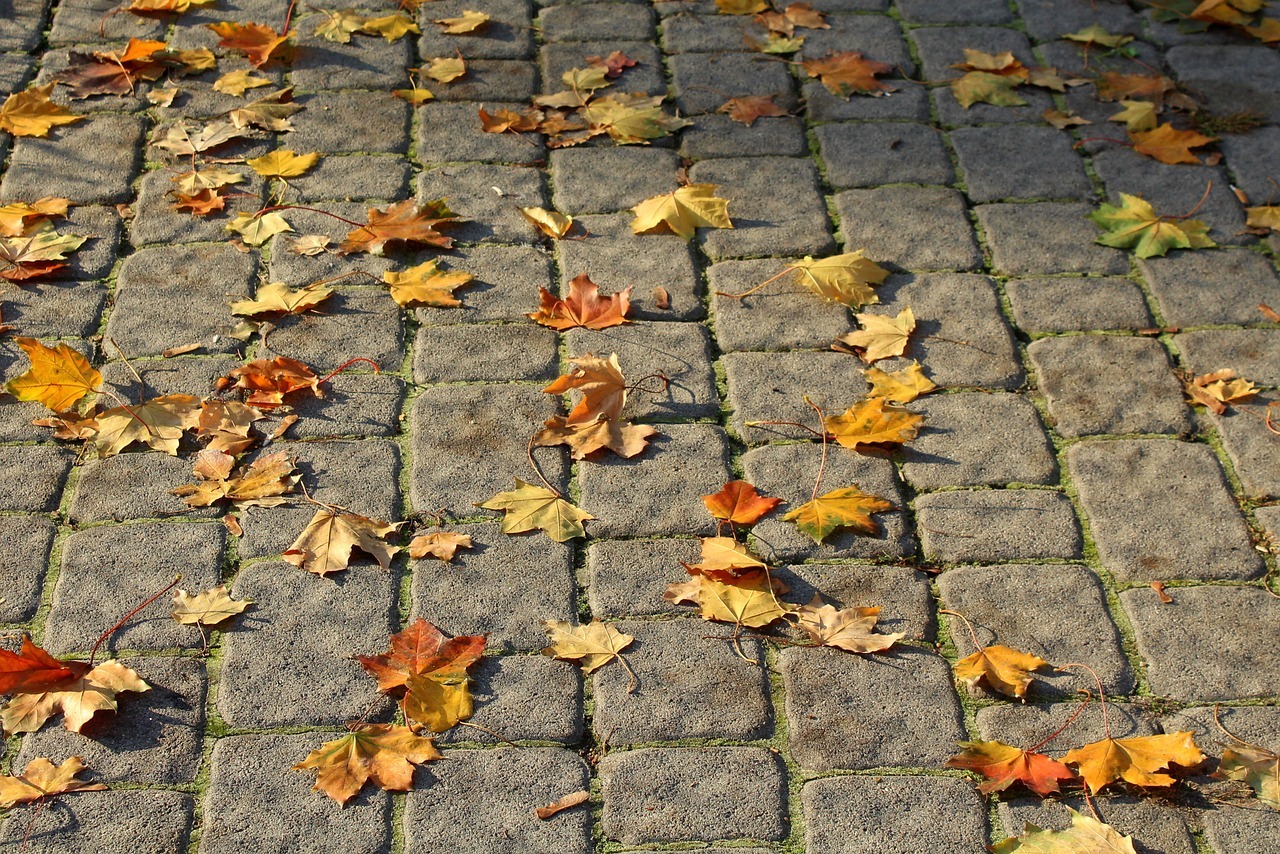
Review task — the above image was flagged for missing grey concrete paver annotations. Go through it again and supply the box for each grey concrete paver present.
[2,2,1279,852]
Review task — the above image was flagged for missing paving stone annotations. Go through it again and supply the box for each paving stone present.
[288,155,413,202]
[556,213,703,321]
[1016,0,1144,41]
[284,90,411,153]
[0,791,192,854]
[563,321,718,419]
[917,489,1082,563]
[689,157,834,259]
[410,521,575,650]
[1204,804,1280,854]
[45,522,224,655]
[266,288,405,368]
[33,50,150,113]
[0,515,55,622]
[577,423,731,537]
[98,354,239,400]
[68,453,219,524]
[588,537,699,617]
[871,272,1024,389]
[660,13,762,53]
[977,700,1159,747]
[670,52,798,116]
[266,203,400,285]
[1005,276,1153,334]
[219,561,395,727]
[0,54,32,92]
[910,26,1053,127]
[1069,439,1264,582]
[541,3,654,42]
[797,13,914,71]
[1,114,145,204]
[950,125,1091,202]
[777,563,934,641]
[417,100,546,165]
[291,31,412,89]
[1218,126,1280,203]
[722,350,869,442]
[817,122,953,189]
[105,244,257,358]
[836,187,983,272]
[1092,149,1248,246]
[903,393,1058,489]
[431,60,538,102]
[1175,329,1280,387]
[938,563,1133,695]
[415,322,558,383]
[202,733,390,853]
[434,654,583,745]
[710,259,853,352]
[804,776,988,853]
[680,114,808,159]
[550,147,680,214]
[1161,705,1280,770]
[1140,249,1279,327]
[593,618,772,743]
[1210,392,1280,500]
[599,747,787,844]
[998,797,1197,854]
[0,444,70,512]
[418,163,547,243]
[1122,585,1280,701]
[17,657,206,784]
[45,205,121,281]
[410,383,566,517]
[742,442,914,563]
[541,41,665,96]
[130,167,264,246]
[48,0,165,44]
[781,646,965,771]
[1028,335,1191,437]
[415,245,556,324]
[0,0,50,52]
[238,439,402,559]
[898,0,1013,23]
[418,0,535,60]
[286,372,406,439]
[977,202,1131,276]
[404,748,591,854]
[803,82,931,122]
[1167,45,1280,124]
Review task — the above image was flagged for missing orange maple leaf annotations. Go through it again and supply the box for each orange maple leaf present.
[1129,123,1216,165]
[717,95,789,126]
[355,618,486,692]
[802,51,895,97]
[1063,732,1205,794]
[701,480,783,526]
[207,22,292,68]
[946,740,1077,796]
[528,274,631,330]
[338,199,461,256]
[0,636,78,695]
[219,356,322,409]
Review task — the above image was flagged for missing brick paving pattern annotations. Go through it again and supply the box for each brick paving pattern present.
[1,0,1279,851]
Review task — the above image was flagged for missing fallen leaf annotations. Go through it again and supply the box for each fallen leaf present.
[478,478,593,542]
[534,417,657,460]
[1089,193,1215,259]
[1110,100,1159,132]
[356,618,485,692]
[541,353,628,423]
[292,724,441,805]
[543,619,635,681]
[289,234,332,255]
[283,505,402,575]
[953,49,1028,77]
[425,56,466,83]
[126,0,216,12]
[246,149,321,178]
[954,644,1048,699]
[90,393,201,457]
[207,21,292,68]
[172,585,251,626]
[339,198,461,255]
[718,0,768,13]
[0,758,106,808]
[171,167,245,196]
[528,274,631,330]
[791,596,902,653]
[479,107,541,133]
[824,397,923,449]
[718,95,789,126]
[221,356,322,409]
[802,51,895,97]
[153,120,248,156]
[1246,205,1280,232]
[653,286,670,309]
[0,636,77,695]
[783,486,894,542]
[0,197,69,237]
[313,9,365,43]
[59,39,169,99]
[1064,25,1135,48]
[535,790,590,819]
[1043,109,1090,129]
[580,93,690,144]
[1095,72,1183,109]
[630,184,732,239]
[865,362,936,404]
[382,260,473,308]
[172,189,226,216]
[194,399,263,454]
[227,87,302,131]
[225,211,293,246]
[945,740,1077,796]
[951,71,1027,108]
[681,535,768,580]
[1190,368,1258,407]
[360,12,421,41]
[586,50,638,78]
[1063,732,1205,794]
[836,307,916,362]
[1150,580,1174,603]
[520,206,574,239]
[991,808,1137,853]
[408,531,473,562]
[1215,744,1280,807]
[230,281,334,318]
[664,567,792,628]
[0,84,86,137]
[1,657,149,734]
[5,337,100,412]
[1130,123,1216,165]
[173,449,298,507]
[702,480,783,526]
[0,221,87,281]
[212,69,272,96]
[434,10,490,33]
[789,251,889,309]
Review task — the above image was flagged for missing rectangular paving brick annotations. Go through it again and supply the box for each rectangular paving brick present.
[902,393,1058,489]
[804,776,988,853]
[836,187,983,272]
[688,157,835,259]
[0,516,54,622]
[916,489,1082,564]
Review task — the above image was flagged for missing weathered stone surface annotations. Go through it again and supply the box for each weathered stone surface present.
[434,654,583,745]
[1069,439,1264,582]
[1204,804,1280,854]
[680,114,808,159]
[0,515,54,622]
[541,3,654,42]
[817,122,953,189]
[1005,277,1152,334]
[804,776,988,853]
[777,563,934,641]
[710,259,853,352]
[977,203,1130,276]
[1210,392,1280,500]
[0,791,192,853]
[417,101,545,164]
[414,322,558,383]
[550,147,680,214]
[902,393,1058,489]
[671,52,797,116]
[1139,249,1280,327]
[1028,335,1191,437]
[836,187,983,272]
[542,41,665,96]
[0,444,70,511]
[418,0,534,59]
[1,115,145,204]
[288,155,412,203]
[415,245,556,325]
[419,163,548,244]
[599,748,787,844]
[917,489,1082,563]
[587,537,701,617]
[1175,329,1280,387]
[68,453,219,523]
[951,125,1092,202]
[722,350,870,443]
[0,280,106,339]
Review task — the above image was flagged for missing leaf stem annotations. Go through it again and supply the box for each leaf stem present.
[803,396,827,503]
[715,265,796,299]
[939,608,982,650]
[87,574,182,667]
[525,434,561,497]
[1057,662,1111,739]
[317,356,380,385]
[742,419,827,439]
[1028,697,1092,753]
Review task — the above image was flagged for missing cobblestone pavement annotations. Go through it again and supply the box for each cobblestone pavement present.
[2,0,1280,851]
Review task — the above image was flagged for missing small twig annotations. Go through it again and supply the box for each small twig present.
[87,574,182,667]
[804,396,828,503]
[457,719,521,747]
[525,434,561,497]
[715,265,795,299]
[1171,180,1214,220]
[1028,697,1092,753]
[1057,662,1111,739]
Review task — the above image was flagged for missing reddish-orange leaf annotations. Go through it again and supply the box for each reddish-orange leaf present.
[946,740,1077,797]
[355,618,486,693]
[59,40,169,99]
[478,107,542,133]
[219,356,322,409]
[338,198,461,256]
[0,636,80,695]
[717,95,789,126]
[586,50,638,78]
[802,51,895,97]
[172,188,226,216]
[701,480,783,526]
[1129,123,1216,165]
[1095,72,1181,108]
[207,22,291,68]
[528,273,632,330]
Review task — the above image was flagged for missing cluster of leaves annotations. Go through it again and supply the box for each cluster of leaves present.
[59,37,214,99]
[1142,0,1280,43]
[0,197,85,281]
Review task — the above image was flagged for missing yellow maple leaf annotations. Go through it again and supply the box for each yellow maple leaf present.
[382,260,473,308]
[1110,99,1158,132]
[991,808,1137,853]
[172,584,252,626]
[225,211,293,246]
[5,337,100,413]
[360,12,421,42]
[1063,732,1205,794]
[864,362,936,404]
[631,184,733,239]
[230,280,333,317]
[434,10,491,33]
[0,757,106,808]
[477,479,593,542]
[91,393,201,458]
[836,307,916,363]
[173,449,299,508]
[953,644,1048,699]
[282,505,403,576]
[824,397,924,449]
[664,568,792,628]
[520,206,574,239]
[791,596,902,653]
[783,486,894,542]
[212,69,271,96]
[246,149,320,179]
[0,84,85,138]
[789,251,889,309]
[543,619,637,690]
[407,531,473,562]
[1246,205,1280,232]
[424,56,466,83]
[292,724,441,804]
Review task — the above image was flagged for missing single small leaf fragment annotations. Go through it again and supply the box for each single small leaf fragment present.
[1089,193,1215,259]
[245,149,321,178]
[520,206,574,239]
[630,184,732,240]
[0,84,85,138]
[792,596,902,654]
[701,480,783,526]
[212,69,271,96]
[292,724,441,805]
[5,337,100,413]
[382,260,473,308]
[407,532,473,562]
[1064,25,1135,48]
[783,486,894,542]
[478,479,593,542]
[823,397,923,449]
[1215,744,1280,808]
[1110,100,1158,132]
[1063,732,1205,794]
[1245,205,1280,232]
[836,306,916,362]
[172,585,252,626]
[528,274,631,330]
[283,505,402,575]
[0,757,106,808]
[1043,109,1090,129]
[536,790,590,819]
[946,740,1077,796]
[543,619,635,679]
[864,362,936,404]
[953,644,1048,699]
[991,808,1137,854]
